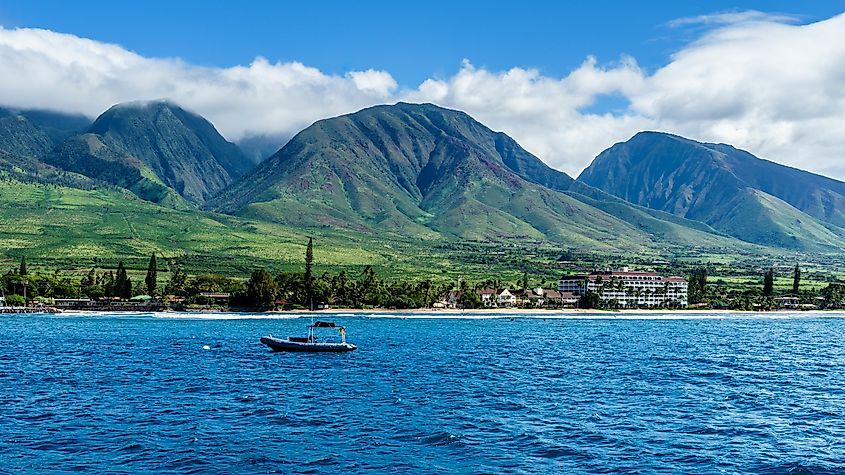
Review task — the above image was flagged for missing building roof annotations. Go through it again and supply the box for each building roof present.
[200,292,231,298]
[591,271,659,277]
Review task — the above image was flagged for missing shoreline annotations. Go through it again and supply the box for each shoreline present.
[302,307,827,315]
[24,308,845,320]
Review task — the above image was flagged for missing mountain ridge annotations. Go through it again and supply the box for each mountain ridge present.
[210,102,752,254]
[578,131,845,251]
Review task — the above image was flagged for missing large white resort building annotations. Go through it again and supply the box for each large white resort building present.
[558,267,688,308]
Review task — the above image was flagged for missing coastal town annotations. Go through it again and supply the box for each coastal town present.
[1,252,840,313]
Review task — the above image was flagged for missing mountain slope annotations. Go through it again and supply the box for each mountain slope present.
[44,101,252,205]
[578,131,845,250]
[212,103,754,253]
[0,107,90,155]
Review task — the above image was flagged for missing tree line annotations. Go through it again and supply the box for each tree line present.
[5,246,845,311]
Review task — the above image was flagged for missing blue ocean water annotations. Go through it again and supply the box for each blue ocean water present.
[2,313,845,474]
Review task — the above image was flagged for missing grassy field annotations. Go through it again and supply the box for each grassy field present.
[1,178,844,287]
[0,178,558,281]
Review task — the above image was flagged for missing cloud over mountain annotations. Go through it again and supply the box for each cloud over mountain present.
[0,11,844,178]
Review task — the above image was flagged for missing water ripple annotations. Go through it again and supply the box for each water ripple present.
[2,314,845,473]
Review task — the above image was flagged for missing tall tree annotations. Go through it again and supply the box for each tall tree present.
[332,270,350,306]
[103,271,115,298]
[115,261,132,300]
[688,267,708,304]
[763,268,774,297]
[165,264,188,296]
[792,264,801,294]
[145,253,158,296]
[304,238,313,283]
[81,267,97,288]
[80,267,104,299]
[18,256,27,276]
[304,237,314,307]
[246,268,278,307]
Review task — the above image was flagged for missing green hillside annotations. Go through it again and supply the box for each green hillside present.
[0,177,580,280]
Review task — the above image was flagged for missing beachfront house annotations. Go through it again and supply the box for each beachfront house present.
[496,289,515,307]
[0,296,5,307]
[539,289,580,308]
[774,295,800,309]
[557,292,580,308]
[199,292,231,305]
[477,288,497,307]
[475,288,516,308]
[53,298,94,308]
[445,290,462,308]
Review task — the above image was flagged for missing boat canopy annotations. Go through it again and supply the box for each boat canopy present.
[311,321,337,328]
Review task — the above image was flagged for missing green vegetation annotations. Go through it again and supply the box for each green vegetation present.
[6,241,845,311]
[688,267,707,304]
[115,261,132,300]
[245,268,277,307]
[763,268,774,296]
[145,253,157,296]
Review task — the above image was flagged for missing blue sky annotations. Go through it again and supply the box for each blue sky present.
[1,0,842,85]
[0,2,844,178]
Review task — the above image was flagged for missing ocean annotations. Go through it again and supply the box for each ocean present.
[2,312,844,473]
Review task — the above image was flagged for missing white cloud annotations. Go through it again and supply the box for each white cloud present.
[1,11,845,180]
[666,10,800,28]
[0,28,395,142]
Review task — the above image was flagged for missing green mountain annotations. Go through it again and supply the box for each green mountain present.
[578,131,845,251]
[44,101,251,206]
[212,103,753,254]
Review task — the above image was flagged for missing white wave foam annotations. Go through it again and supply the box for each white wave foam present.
[28,310,845,320]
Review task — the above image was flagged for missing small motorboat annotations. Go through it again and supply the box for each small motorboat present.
[260,321,357,352]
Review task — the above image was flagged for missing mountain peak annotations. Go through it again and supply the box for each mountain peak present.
[211,103,584,237]
[45,100,253,205]
[579,131,845,250]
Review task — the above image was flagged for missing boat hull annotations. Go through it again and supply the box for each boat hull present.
[260,336,357,353]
